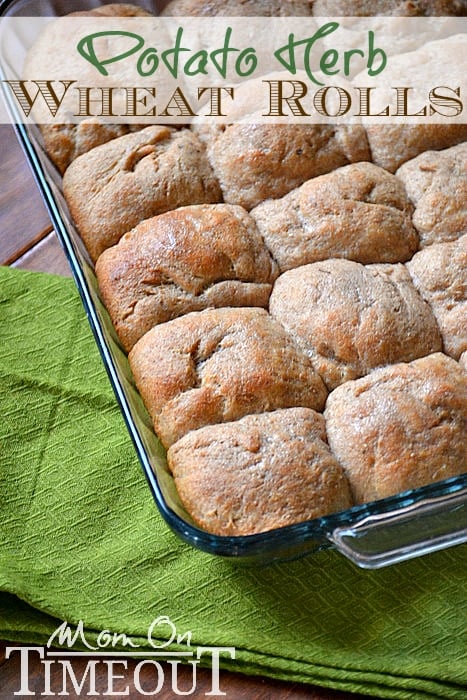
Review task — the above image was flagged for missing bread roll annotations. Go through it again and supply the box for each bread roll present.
[397,142,467,247]
[270,259,442,389]
[96,204,278,351]
[251,162,418,272]
[129,307,328,446]
[168,408,353,535]
[63,126,222,261]
[325,353,467,503]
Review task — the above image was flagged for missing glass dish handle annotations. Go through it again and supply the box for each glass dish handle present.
[328,489,467,569]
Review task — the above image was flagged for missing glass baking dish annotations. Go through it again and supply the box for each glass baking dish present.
[1,0,466,568]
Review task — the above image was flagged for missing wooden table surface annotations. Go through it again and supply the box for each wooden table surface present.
[0,123,365,700]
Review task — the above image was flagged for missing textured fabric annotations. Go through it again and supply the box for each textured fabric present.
[0,265,466,699]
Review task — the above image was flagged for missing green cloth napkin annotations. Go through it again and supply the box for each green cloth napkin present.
[0,264,466,699]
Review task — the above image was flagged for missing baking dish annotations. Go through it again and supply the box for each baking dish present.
[1,0,466,568]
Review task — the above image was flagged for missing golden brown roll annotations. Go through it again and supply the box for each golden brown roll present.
[197,123,370,210]
[396,142,467,247]
[168,407,353,536]
[312,0,466,15]
[40,123,141,176]
[72,3,153,16]
[128,307,328,447]
[269,259,442,389]
[325,353,467,504]
[251,162,418,272]
[96,203,278,351]
[63,126,222,262]
[161,0,312,14]
[406,235,467,360]
[365,124,467,174]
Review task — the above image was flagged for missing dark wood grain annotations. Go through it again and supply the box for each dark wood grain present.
[11,230,72,277]
[0,124,53,264]
[0,125,364,700]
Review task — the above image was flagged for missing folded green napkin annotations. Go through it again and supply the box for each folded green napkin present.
[0,265,466,699]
